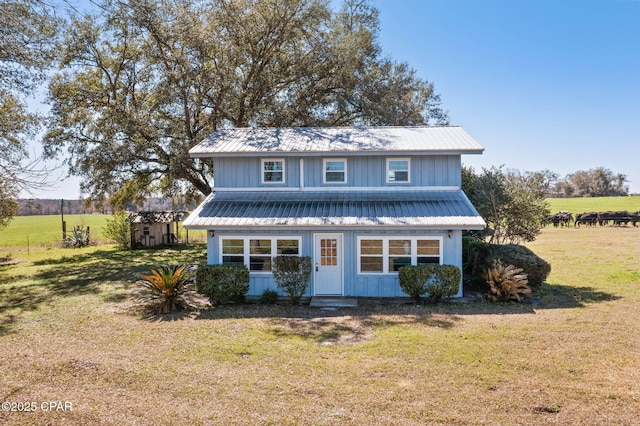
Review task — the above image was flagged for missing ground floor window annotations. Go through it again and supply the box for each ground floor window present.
[221,237,301,272]
[357,236,442,274]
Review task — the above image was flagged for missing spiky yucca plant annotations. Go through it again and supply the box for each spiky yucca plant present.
[136,264,193,314]
[485,260,532,303]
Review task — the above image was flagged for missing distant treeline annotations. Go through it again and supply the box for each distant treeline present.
[15,197,195,216]
[548,167,629,198]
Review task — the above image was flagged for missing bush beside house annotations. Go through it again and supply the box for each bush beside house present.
[196,264,250,305]
[398,264,461,303]
[462,236,551,294]
[271,256,312,305]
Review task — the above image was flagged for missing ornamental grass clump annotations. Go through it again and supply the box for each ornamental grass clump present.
[484,260,532,303]
[136,264,193,314]
[271,256,311,305]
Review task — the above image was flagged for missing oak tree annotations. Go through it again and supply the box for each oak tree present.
[0,0,60,227]
[44,0,449,208]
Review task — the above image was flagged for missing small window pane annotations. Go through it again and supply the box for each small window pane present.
[417,257,439,265]
[361,257,383,272]
[250,256,271,271]
[264,161,283,171]
[417,240,440,256]
[388,160,407,171]
[389,239,411,255]
[393,171,408,182]
[250,239,271,255]
[389,256,411,272]
[222,255,245,266]
[277,239,299,255]
[222,239,244,255]
[360,239,383,255]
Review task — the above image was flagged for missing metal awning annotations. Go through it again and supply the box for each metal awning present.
[183,190,485,230]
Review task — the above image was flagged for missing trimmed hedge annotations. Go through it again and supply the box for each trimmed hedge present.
[462,236,551,291]
[195,264,250,305]
[398,264,461,303]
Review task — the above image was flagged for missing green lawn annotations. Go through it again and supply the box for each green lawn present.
[546,195,640,213]
[0,214,206,250]
[0,226,638,425]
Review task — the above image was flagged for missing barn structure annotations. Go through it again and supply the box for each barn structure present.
[127,211,189,248]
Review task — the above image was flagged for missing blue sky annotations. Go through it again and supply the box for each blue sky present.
[24,0,640,198]
[373,0,640,192]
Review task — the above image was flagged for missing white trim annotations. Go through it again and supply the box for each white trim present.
[261,158,285,184]
[322,158,347,184]
[210,186,460,192]
[386,158,411,184]
[219,235,302,274]
[357,235,443,275]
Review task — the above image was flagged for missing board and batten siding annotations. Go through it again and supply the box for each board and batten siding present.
[212,155,461,189]
[207,229,463,298]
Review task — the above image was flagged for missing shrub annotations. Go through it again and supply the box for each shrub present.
[398,264,461,303]
[196,264,250,305]
[462,237,551,292]
[259,289,279,305]
[490,244,550,291]
[103,212,131,249]
[485,260,532,302]
[135,264,193,314]
[271,256,312,305]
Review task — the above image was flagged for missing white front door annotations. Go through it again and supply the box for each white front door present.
[314,234,343,295]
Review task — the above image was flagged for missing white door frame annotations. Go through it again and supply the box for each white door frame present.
[313,233,344,296]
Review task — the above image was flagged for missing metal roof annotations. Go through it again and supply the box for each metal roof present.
[127,211,189,224]
[189,126,484,157]
[183,191,485,230]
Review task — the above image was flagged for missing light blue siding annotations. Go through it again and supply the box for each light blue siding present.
[213,155,461,189]
[206,229,463,298]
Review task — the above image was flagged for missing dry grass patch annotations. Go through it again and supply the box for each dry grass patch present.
[1,230,639,425]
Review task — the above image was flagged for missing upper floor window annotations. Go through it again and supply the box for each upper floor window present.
[323,158,347,184]
[262,159,285,184]
[386,158,410,183]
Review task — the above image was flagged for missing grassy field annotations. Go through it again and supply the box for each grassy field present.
[0,226,638,424]
[547,195,640,213]
[0,214,112,248]
[0,214,206,250]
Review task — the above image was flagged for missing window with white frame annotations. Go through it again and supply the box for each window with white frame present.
[386,158,410,183]
[261,159,285,183]
[221,237,301,272]
[357,236,442,274]
[323,158,347,183]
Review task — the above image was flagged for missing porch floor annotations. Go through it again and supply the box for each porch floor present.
[309,297,358,308]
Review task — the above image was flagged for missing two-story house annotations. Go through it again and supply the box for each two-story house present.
[183,126,485,298]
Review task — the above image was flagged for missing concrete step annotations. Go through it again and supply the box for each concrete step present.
[309,297,358,308]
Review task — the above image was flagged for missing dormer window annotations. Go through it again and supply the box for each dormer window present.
[323,158,347,184]
[261,159,285,184]
[386,158,410,183]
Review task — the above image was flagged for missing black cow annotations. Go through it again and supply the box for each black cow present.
[574,212,598,227]
[546,211,573,227]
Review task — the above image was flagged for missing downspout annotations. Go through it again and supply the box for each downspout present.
[299,158,304,191]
